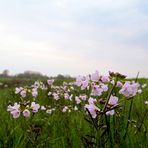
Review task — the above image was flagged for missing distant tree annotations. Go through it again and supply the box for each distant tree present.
[0,69,10,77]
[16,70,49,79]
[55,74,74,80]
[56,74,65,80]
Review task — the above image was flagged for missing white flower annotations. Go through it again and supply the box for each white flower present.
[74,106,78,111]
[23,109,30,117]
[62,106,68,112]
[41,106,46,110]
[106,110,115,116]
[46,109,52,114]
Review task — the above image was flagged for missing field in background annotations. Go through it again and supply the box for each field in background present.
[0,77,148,148]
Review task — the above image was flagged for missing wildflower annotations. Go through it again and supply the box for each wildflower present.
[100,83,108,92]
[46,109,52,114]
[74,106,78,111]
[41,106,46,110]
[7,103,20,118]
[53,93,60,100]
[20,90,27,98]
[47,79,54,85]
[145,101,148,105]
[81,80,89,90]
[80,95,87,101]
[15,87,23,94]
[64,93,69,100]
[108,95,118,106]
[91,85,103,96]
[85,104,100,118]
[101,75,110,83]
[137,89,142,94]
[90,71,100,82]
[142,84,147,88]
[88,97,97,104]
[119,81,140,97]
[62,106,68,112]
[106,110,115,116]
[31,102,40,113]
[75,96,81,104]
[32,88,38,97]
[48,91,52,96]
[116,81,123,87]
[11,110,21,118]
[23,109,30,117]
[111,80,115,85]
[74,76,83,86]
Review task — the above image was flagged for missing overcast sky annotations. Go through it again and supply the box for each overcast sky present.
[0,0,148,77]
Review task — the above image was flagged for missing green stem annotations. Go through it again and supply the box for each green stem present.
[123,72,139,140]
[123,99,133,140]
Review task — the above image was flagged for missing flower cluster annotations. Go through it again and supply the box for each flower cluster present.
[7,71,143,119]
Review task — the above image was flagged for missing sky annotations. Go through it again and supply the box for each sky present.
[0,0,148,77]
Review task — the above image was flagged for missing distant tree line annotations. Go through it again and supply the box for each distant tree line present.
[0,69,74,80]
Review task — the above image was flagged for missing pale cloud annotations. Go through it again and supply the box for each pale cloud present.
[0,0,148,77]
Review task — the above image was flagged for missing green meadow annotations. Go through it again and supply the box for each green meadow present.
[0,77,148,148]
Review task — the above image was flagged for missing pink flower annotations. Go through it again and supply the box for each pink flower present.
[119,81,140,97]
[85,104,100,118]
[15,87,23,94]
[62,106,68,112]
[88,97,97,104]
[7,103,20,118]
[108,95,118,106]
[75,96,81,104]
[91,85,103,96]
[106,110,115,116]
[53,93,60,100]
[31,102,40,113]
[47,79,54,85]
[90,71,100,82]
[101,75,110,83]
[116,81,123,87]
[81,80,89,90]
[11,110,20,118]
[74,76,83,86]
[100,84,108,92]
[32,88,38,97]
[145,101,148,105]
[80,95,87,100]
[20,90,26,98]
[64,93,69,100]
[23,109,30,117]
[7,103,20,112]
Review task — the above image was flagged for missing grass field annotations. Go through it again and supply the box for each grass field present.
[0,75,148,148]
